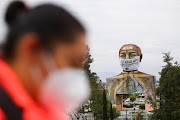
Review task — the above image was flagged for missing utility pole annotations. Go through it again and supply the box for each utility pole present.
[126,110,128,120]
[134,108,136,120]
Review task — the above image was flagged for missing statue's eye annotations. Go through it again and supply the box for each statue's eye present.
[130,54,135,57]
[129,52,136,58]
[120,54,126,57]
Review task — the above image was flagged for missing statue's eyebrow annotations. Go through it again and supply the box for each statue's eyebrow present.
[120,52,126,54]
[129,52,136,53]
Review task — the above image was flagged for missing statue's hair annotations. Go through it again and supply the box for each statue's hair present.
[119,44,142,56]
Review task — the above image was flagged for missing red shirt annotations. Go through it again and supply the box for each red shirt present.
[0,59,69,120]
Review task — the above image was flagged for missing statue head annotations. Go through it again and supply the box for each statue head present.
[119,44,142,72]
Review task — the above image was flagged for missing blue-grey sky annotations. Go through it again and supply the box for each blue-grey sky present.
[1,0,180,81]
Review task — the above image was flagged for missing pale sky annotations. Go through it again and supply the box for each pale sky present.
[1,0,180,82]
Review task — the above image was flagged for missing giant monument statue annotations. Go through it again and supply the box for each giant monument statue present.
[106,44,156,111]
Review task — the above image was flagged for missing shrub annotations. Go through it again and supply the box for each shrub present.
[139,104,145,110]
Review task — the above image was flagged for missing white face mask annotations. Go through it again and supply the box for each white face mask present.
[35,56,90,116]
[120,56,140,71]
[39,69,90,115]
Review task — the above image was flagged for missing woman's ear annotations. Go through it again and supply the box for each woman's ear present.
[140,54,143,62]
[17,33,41,63]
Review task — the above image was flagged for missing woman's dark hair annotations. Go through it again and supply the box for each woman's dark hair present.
[3,1,85,58]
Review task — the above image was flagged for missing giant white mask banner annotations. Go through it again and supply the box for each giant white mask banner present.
[120,56,140,71]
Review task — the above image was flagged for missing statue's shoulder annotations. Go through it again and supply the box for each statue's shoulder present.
[135,71,155,77]
[106,72,129,81]
[106,72,125,81]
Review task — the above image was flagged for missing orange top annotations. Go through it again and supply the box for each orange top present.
[0,59,69,120]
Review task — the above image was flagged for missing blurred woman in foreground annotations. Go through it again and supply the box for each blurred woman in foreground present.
[0,1,90,120]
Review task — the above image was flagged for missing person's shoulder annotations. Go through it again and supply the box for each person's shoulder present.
[0,108,6,120]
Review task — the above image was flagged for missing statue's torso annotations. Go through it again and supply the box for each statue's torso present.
[106,71,156,104]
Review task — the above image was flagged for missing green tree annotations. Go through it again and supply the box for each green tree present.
[150,52,180,120]
[130,95,136,103]
[112,107,120,119]
[107,100,120,120]
[103,89,107,120]
[84,47,96,78]
[82,47,120,120]
[139,104,145,110]
[110,103,114,120]
[76,46,102,119]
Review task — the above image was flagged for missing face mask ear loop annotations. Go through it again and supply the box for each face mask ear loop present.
[29,64,44,86]
[42,53,58,73]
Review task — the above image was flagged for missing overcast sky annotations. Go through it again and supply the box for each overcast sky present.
[1,0,180,81]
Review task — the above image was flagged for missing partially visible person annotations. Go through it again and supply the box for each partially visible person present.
[0,1,90,120]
